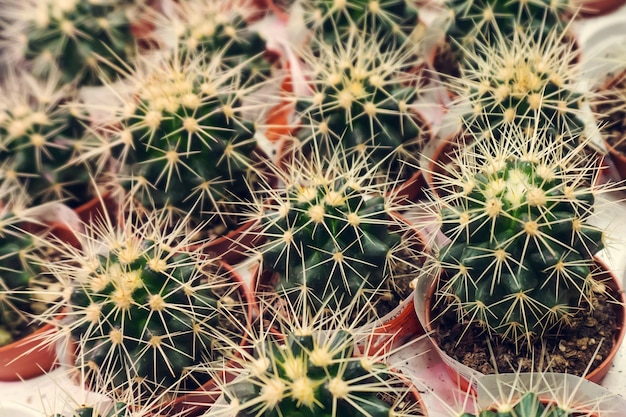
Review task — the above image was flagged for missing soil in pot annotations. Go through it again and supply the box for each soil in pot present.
[431,283,621,380]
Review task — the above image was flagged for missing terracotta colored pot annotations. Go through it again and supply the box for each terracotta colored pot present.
[73,192,118,225]
[0,321,58,381]
[415,257,626,392]
[199,219,263,265]
[573,0,625,16]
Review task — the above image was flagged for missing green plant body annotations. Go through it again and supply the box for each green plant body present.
[176,0,272,85]
[50,402,130,417]
[19,0,139,86]
[0,77,97,207]
[453,27,586,143]
[255,150,419,317]
[440,0,572,74]
[301,0,420,48]
[109,51,260,230]
[296,34,429,184]
[460,392,574,417]
[227,329,423,417]
[47,211,249,399]
[430,129,606,348]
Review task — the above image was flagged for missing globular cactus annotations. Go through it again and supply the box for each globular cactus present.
[250,147,422,319]
[424,127,608,349]
[295,32,430,185]
[224,327,426,417]
[300,0,421,49]
[98,49,263,232]
[0,196,61,347]
[43,208,251,402]
[452,27,587,145]
[172,0,273,86]
[460,391,575,417]
[442,0,573,64]
[0,72,98,208]
[5,0,141,86]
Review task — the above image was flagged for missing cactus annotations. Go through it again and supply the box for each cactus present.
[423,126,609,349]
[0,197,62,347]
[250,146,422,319]
[99,48,262,231]
[173,0,273,86]
[5,0,141,86]
[443,0,572,59]
[295,32,430,185]
[223,326,426,417]
[0,72,99,208]
[43,207,251,402]
[452,26,588,145]
[300,0,421,49]
[460,391,573,417]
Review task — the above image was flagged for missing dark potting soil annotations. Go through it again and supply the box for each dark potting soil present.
[432,292,620,376]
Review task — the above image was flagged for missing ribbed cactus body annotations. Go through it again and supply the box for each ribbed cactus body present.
[181,7,271,85]
[456,27,586,142]
[0,96,95,207]
[67,239,238,394]
[437,153,602,345]
[230,330,402,417]
[445,0,569,60]
[23,0,137,86]
[0,226,40,346]
[261,179,401,310]
[304,0,420,47]
[113,60,258,226]
[460,392,571,417]
[296,36,428,183]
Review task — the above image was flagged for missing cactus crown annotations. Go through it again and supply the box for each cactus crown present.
[7,0,140,86]
[227,328,424,417]
[444,0,572,63]
[300,0,421,49]
[173,0,272,85]
[95,49,262,229]
[0,72,98,207]
[424,127,609,349]
[295,32,430,184]
[452,26,587,143]
[249,147,421,319]
[43,207,250,401]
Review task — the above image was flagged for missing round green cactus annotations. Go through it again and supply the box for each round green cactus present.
[253,149,421,317]
[442,0,572,67]
[453,26,586,143]
[14,0,140,86]
[460,392,575,417]
[0,197,62,347]
[45,210,250,400]
[301,0,421,48]
[106,50,261,230]
[0,75,98,207]
[226,328,425,417]
[174,0,273,86]
[296,33,430,184]
[428,128,606,348]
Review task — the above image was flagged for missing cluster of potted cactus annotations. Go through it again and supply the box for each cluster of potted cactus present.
[0,0,626,417]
